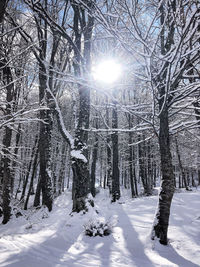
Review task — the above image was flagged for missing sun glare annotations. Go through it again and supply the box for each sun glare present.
[92,60,121,84]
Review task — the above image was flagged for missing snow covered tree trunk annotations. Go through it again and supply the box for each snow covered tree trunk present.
[128,114,136,198]
[38,63,53,212]
[2,126,12,224]
[20,136,39,202]
[138,135,151,195]
[11,123,21,195]
[90,102,99,197]
[152,108,175,245]
[71,87,91,211]
[71,144,90,212]
[71,84,91,211]
[106,101,112,192]
[34,177,41,208]
[0,0,7,22]
[58,144,68,196]
[52,142,60,197]
[90,135,98,197]
[1,62,13,224]
[147,140,153,191]
[193,100,200,185]
[175,137,189,190]
[71,1,94,212]
[151,0,176,245]
[36,6,53,211]
[24,144,39,210]
[129,141,136,198]
[111,99,120,202]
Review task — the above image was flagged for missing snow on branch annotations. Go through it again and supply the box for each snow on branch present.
[46,87,74,148]
[46,87,88,163]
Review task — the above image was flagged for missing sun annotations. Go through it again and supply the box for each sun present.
[92,60,122,84]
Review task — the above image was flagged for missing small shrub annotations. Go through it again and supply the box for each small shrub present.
[84,219,112,237]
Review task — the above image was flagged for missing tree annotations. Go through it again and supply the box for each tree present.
[151,0,199,244]
[0,0,8,22]
[65,0,94,211]
[0,57,13,224]
[20,0,95,212]
[111,90,120,201]
[91,0,200,244]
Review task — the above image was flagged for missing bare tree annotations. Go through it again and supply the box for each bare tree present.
[91,0,200,244]
[0,0,8,22]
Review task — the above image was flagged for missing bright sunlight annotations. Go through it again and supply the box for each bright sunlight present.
[92,60,122,84]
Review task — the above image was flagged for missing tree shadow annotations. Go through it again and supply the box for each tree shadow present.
[65,234,113,267]
[155,243,200,267]
[116,204,155,267]
[0,228,82,267]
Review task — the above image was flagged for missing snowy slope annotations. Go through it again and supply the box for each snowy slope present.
[0,189,200,267]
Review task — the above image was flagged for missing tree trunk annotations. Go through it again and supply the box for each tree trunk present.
[138,135,151,195]
[128,115,136,198]
[24,145,39,210]
[71,84,91,212]
[152,109,175,245]
[58,144,68,195]
[71,144,90,212]
[71,1,94,212]
[20,136,38,202]
[34,175,41,208]
[52,142,60,197]
[37,5,53,211]
[2,126,12,224]
[1,59,14,224]
[11,123,21,195]
[39,65,53,211]
[106,104,112,193]
[193,100,200,185]
[175,137,189,190]
[0,0,8,22]
[90,136,98,197]
[111,100,120,202]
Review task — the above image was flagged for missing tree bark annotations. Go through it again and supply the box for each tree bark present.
[0,59,14,224]
[90,135,98,197]
[111,99,120,202]
[0,0,8,22]
[24,145,39,210]
[138,135,151,195]
[128,114,136,197]
[20,136,39,202]
[2,126,12,224]
[152,109,175,245]
[36,3,53,211]
[71,1,94,212]
[175,137,189,190]
[151,0,176,245]
[58,144,68,195]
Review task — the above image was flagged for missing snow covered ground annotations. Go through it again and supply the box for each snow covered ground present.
[0,188,200,267]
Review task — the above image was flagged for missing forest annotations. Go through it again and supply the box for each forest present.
[0,0,200,266]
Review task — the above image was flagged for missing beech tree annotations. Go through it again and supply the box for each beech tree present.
[17,0,95,212]
[90,0,200,244]
[0,0,199,241]
[0,50,14,224]
[0,0,8,23]
[70,0,95,212]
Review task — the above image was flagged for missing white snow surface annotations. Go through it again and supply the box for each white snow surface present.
[71,150,88,163]
[0,188,200,267]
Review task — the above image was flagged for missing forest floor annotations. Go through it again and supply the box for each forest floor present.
[0,188,200,267]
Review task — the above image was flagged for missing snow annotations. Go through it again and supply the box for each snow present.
[71,150,88,163]
[46,87,74,148]
[0,189,200,267]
